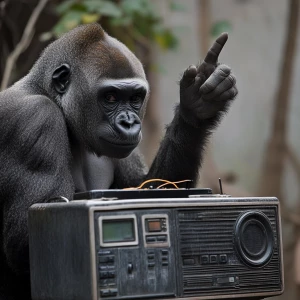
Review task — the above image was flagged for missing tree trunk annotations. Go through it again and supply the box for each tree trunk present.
[258,0,299,199]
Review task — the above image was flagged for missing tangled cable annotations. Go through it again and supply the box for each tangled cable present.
[123,179,192,190]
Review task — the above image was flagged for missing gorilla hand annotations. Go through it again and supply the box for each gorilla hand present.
[179,33,238,127]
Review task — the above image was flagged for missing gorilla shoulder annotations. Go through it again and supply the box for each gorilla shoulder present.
[0,89,69,175]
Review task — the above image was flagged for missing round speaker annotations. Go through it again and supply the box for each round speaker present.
[234,211,274,267]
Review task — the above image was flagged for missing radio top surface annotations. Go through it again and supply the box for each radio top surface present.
[73,188,213,201]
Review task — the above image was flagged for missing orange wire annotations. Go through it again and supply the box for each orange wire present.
[138,179,178,189]
[156,179,192,189]
[123,179,192,190]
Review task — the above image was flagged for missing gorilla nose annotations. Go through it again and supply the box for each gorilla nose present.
[115,112,141,137]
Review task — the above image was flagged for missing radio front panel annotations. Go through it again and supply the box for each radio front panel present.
[92,204,282,299]
[29,197,284,300]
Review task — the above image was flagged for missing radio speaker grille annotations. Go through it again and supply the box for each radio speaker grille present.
[235,211,274,267]
[177,205,282,297]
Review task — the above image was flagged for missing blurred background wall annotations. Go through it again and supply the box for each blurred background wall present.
[0,0,299,299]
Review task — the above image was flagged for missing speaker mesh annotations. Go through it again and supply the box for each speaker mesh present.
[241,220,267,256]
[234,211,274,267]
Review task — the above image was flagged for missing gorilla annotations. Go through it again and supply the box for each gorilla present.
[0,23,237,299]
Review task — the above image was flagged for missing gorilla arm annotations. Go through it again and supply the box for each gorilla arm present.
[0,93,74,275]
[114,33,237,188]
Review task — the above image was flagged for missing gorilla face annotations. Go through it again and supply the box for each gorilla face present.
[51,31,149,159]
[96,78,148,158]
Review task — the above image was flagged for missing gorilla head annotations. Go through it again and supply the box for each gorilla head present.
[28,23,149,159]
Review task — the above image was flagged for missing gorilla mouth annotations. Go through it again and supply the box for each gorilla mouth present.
[102,138,139,148]
[98,137,140,159]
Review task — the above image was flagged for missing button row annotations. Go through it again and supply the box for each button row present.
[147,250,155,268]
[161,249,169,267]
[201,254,228,265]
[146,235,167,243]
[146,249,170,268]
[100,271,115,279]
[98,252,116,292]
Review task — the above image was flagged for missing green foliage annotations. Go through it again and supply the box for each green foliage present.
[45,0,183,52]
[154,27,178,50]
[210,20,232,37]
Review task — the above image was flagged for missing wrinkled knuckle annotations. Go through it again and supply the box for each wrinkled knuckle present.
[217,69,228,78]
[218,64,231,75]
[228,74,236,86]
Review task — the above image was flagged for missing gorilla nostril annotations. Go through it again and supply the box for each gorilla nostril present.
[120,120,131,130]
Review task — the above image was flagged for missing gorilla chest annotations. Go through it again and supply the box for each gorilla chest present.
[71,151,115,192]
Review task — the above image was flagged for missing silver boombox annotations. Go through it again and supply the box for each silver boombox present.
[28,189,284,300]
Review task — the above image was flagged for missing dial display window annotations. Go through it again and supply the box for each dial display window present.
[99,215,138,247]
[147,219,162,232]
[103,219,135,243]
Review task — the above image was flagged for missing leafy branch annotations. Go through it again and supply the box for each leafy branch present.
[43,0,180,53]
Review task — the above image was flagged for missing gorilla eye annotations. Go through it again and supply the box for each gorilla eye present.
[131,94,143,103]
[105,93,117,103]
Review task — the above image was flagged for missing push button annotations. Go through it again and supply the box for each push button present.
[100,271,109,279]
[146,236,156,243]
[107,255,115,263]
[210,255,218,264]
[100,289,110,297]
[99,255,115,263]
[201,255,209,264]
[108,271,115,278]
[110,288,118,296]
[157,235,167,242]
[99,256,109,263]
[219,254,228,264]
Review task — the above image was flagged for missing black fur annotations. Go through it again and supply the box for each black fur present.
[0,24,237,299]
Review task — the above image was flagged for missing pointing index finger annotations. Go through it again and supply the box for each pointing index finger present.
[204,32,228,65]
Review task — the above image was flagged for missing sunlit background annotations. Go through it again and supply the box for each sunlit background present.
[0,0,299,299]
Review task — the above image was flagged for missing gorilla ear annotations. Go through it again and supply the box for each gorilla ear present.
[52,64,71,94]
